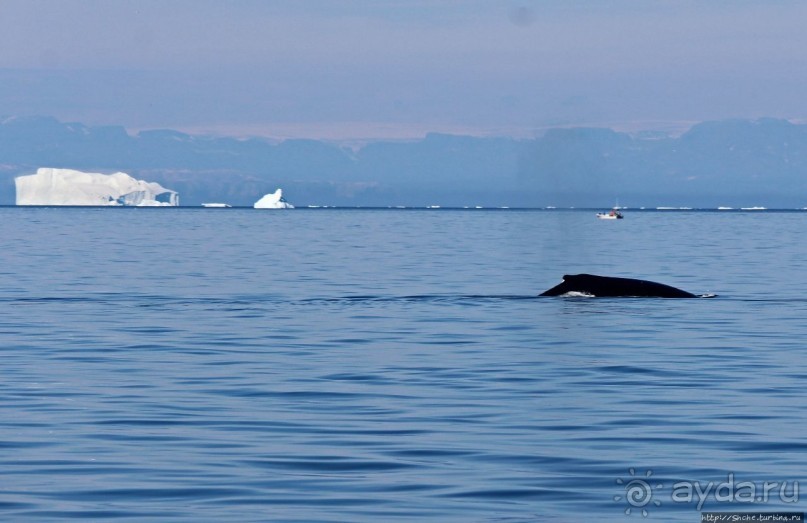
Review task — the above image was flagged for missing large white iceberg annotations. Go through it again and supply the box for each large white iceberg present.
[15,167,179,206]
[254,189,294,209]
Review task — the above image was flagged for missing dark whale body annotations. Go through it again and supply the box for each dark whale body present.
[540,274,698,298]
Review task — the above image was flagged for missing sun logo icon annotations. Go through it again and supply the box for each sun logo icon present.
[614,468,663,517]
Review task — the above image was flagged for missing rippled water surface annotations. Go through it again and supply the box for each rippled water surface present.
[1,208,806,521]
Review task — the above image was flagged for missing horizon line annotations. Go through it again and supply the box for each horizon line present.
[6,113,805,144]
[141,119,704,143]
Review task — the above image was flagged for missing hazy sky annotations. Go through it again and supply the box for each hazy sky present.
[1,0,806,140]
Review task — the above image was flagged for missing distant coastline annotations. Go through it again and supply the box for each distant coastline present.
[2,116,807,209]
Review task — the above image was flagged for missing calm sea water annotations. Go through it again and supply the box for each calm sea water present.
[1,207,806,522]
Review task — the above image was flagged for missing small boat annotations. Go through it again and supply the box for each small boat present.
[596,208,623,220]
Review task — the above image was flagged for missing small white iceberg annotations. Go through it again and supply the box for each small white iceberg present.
[201,203,231,208]
[254,189,294,209]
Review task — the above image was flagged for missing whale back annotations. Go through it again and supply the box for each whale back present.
[540,274,697,298]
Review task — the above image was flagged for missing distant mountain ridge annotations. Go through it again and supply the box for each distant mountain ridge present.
[1,115,807,207]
